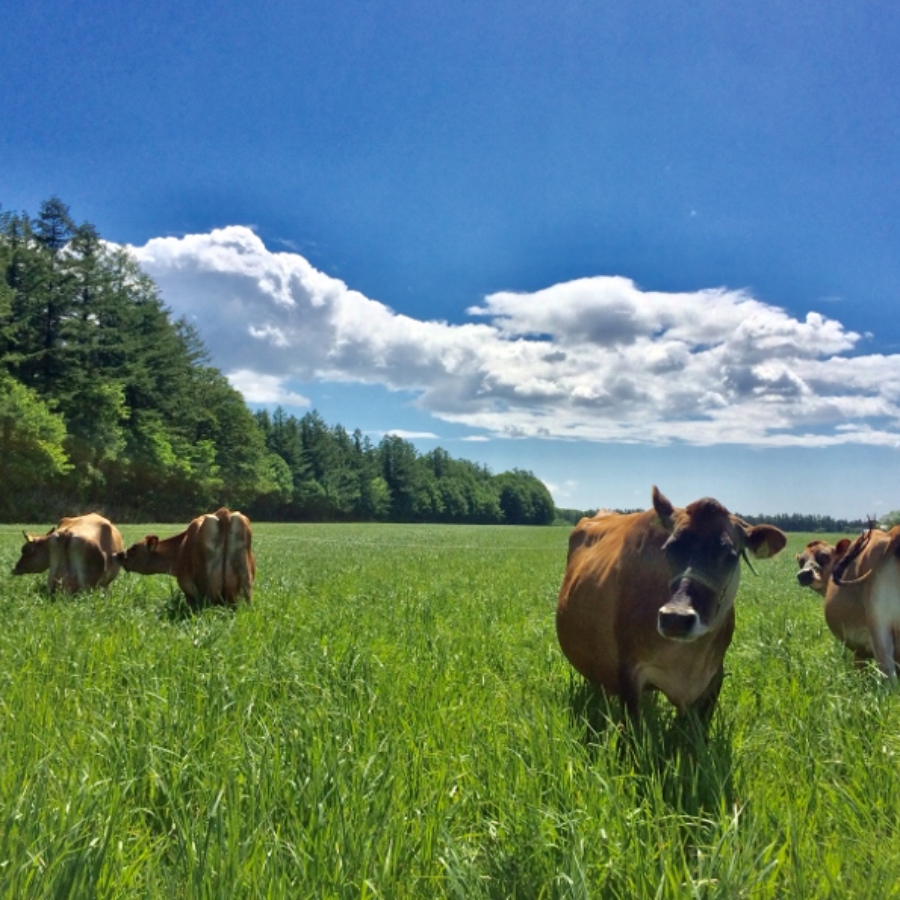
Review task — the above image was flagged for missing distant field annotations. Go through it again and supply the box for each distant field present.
[1,522,899,898]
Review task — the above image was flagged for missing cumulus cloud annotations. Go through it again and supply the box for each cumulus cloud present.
[227,369,310,407]
[129,226,900,449]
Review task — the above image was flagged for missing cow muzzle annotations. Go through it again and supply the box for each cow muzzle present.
[658,566,734,641]
[657,604,701,640]
[797,567,816,587]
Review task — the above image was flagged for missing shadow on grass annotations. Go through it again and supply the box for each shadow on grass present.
[566,675,736,816]
[160,589,244,624]
[161,591,194,622]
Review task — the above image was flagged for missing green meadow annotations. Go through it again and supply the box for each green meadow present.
[1,522,899,898]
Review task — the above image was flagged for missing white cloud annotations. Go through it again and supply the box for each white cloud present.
[226,369,310,407]
[380,429,440,440]
[129,226,900,449]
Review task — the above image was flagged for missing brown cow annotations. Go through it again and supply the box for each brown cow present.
[794,536,877,666]
[826,525,900,678]
[12,513,124,594]
[556,487,786,721]
[119,507,255,608]
[796,539,851,596]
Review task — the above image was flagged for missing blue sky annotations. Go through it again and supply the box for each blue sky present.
[3,0,900,519]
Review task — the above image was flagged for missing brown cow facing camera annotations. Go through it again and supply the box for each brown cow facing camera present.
[796,539,851,596]
[556,486,786,722]
[119,507,255,608]
[13,513,124,594]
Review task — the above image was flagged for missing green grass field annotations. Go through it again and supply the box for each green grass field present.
[1,522,899,898]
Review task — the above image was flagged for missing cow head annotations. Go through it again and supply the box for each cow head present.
[653,486,786,641]
[796,539,851,595]
[119,535,162,574]
[12,528,55,576]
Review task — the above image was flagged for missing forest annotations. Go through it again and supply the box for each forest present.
[0,198,555,525]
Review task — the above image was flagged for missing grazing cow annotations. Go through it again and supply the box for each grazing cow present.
[796,539,851,596]
[827,525,900,678]
[556,487,786,721]
[12,513,124,594]
[120,507,255,608]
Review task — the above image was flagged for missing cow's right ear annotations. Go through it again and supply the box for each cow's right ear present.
[652,486,675,531]
[744,524,787,559]
[146,536,159,550]
[835,538,852,558]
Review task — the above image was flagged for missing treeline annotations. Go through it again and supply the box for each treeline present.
[738,511,867,535]
[0,198,554,524]
[556,505,869,534]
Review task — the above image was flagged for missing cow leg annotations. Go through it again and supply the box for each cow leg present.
[868,624,897,683]
[617,662,642,723]
[688,664,724,726]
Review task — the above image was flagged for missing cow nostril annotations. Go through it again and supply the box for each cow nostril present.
[797,570,813,585]
[658,608,698,638]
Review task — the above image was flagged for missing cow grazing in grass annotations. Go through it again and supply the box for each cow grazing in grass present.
[827,525,900,678]
[556,487,786,721]
[119,508,255,608]
[796,539,851,596]
[12,513,124,594]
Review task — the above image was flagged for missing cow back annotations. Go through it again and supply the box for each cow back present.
[178,508,254,607]
[18,513,124,592]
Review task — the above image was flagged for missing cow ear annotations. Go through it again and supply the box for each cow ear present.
[652,486,675,531]
[835,538,852,558]
[146,536,159,550]
[744,524,787,559]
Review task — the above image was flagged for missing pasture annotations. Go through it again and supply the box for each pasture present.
[1,522,899,898]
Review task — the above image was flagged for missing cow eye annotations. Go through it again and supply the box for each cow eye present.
[663,536,690,561]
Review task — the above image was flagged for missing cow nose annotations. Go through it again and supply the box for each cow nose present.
[797,569,814,586]
[658,607,699,639]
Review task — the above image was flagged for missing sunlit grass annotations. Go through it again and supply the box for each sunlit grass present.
[1,523,899,897]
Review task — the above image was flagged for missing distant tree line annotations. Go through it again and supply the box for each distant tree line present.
[0,197,554,524]
[556,505,869,534]
[738,511,868,535]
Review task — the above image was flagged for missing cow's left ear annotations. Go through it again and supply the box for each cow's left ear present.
[652,486,675,532]
[743,524,787,559]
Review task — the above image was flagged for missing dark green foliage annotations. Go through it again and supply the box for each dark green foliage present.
[250,407,550,525]
[494,468,556,525]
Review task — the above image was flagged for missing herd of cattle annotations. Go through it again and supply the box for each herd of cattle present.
[10,487,900,720]
[556,486,900,722]
[12,508,255,609]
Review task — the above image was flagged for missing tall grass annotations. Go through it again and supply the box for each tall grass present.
[0,523,898,898]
